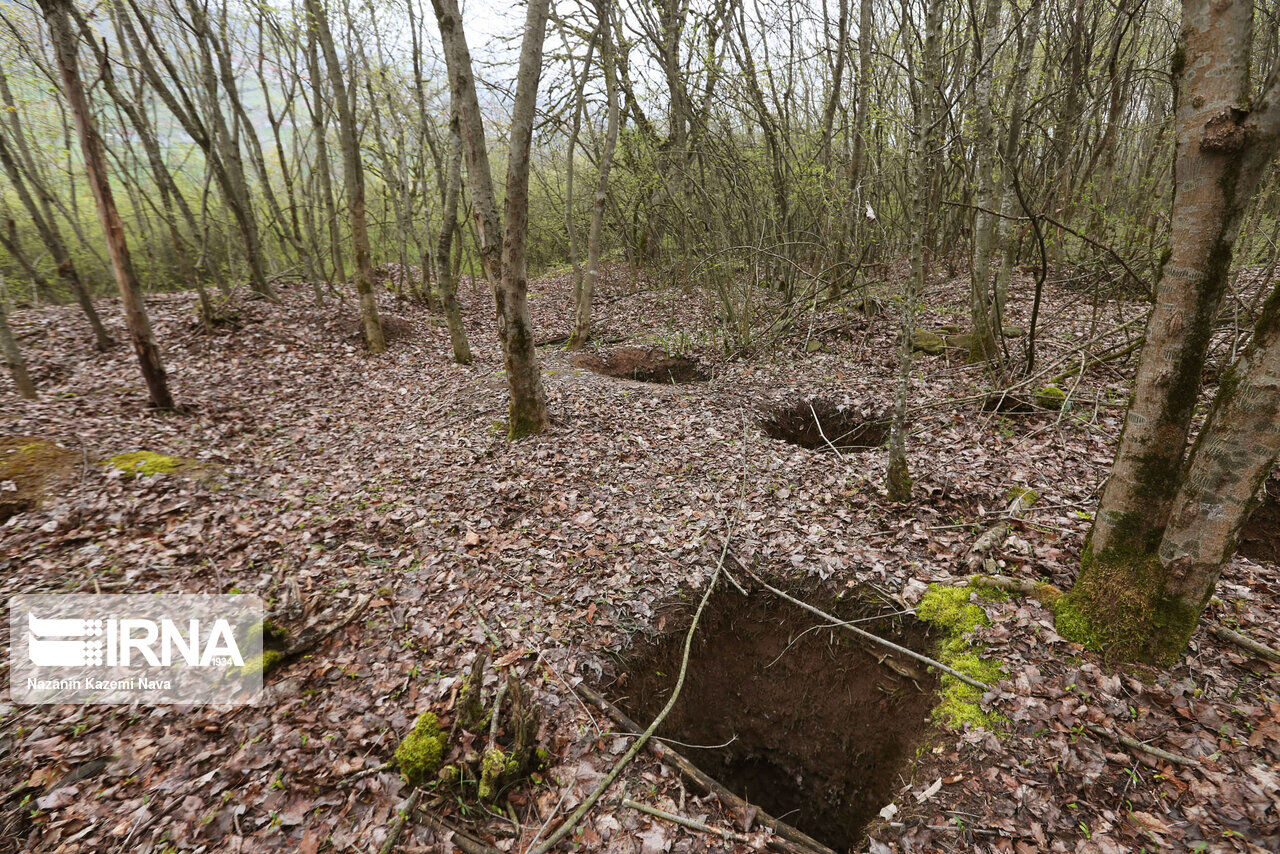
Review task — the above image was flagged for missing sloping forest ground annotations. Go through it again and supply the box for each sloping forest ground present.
[1,262,1277,854]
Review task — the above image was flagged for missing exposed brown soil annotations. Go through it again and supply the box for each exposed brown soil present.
[759,398,890,451]
[572,346,709,384]
[334,312,417,347]
[603,582,939,852]
[1239,474,1280,563]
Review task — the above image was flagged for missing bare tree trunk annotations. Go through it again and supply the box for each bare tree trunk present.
[967,0,1002,365]
[432,0,550,437]
[39,0,173,409]
[888,0,941,501]
[0,282,36,399]
[498,0,553,438]
[435,103,472,365]
[0,68,113,351]
[1058,0,1280,662]
[569,0,619,351]
[305,0,385,352]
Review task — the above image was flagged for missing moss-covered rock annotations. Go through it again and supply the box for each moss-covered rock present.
[0,437,76,521]
[106,451,202,478]
[911,330,946,356]
[804,338,825,353]
[395,712,446,787]
[917,585,1008,731]
[239,649,283,679]
[1033,385,1067,410]
[944,333,974,351]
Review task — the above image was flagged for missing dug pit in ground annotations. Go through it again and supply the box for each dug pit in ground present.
[602,583,939,851]
[571,346,709,384]
[758,399,890,452]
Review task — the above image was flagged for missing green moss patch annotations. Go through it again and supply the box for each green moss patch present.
[917,585,1008,731]
[1033,385,1067,409]
[394,712,446,787]
[106,451,203,478]
[0,436,77,521]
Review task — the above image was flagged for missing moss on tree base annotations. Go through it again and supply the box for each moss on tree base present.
[1054,544,1199,664]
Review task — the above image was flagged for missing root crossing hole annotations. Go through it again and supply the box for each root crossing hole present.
[605,584,939,851]
[573,347,709,384]
[759,399,890,452]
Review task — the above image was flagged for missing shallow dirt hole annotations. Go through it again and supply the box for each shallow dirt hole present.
[572,347,709,384]
[604,584,939,851]
[759,399,890,451]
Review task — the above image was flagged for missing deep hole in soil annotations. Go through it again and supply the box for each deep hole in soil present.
[1240,472,1280,563]
[604,584,939,851]
[572,347,709,384]
[758,399,890,451]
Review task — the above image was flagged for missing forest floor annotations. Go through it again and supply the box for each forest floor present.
[1,262,1278,854]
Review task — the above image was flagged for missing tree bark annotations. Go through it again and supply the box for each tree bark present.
[1059,0,1280,661]
[497,0,553,438]
[305,0,385,353]
[38,0,173,410]
[888,0,941,501]
[435,102,472,365]
[0,285,36,399]
[569,0,619,351]
[432,0,549,437]
[967,0,1002,365]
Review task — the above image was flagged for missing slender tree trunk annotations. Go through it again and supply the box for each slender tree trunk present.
[305,0,384,352]
[888,0,941,501]
[432,0,550,437]
[436,103,472,365]
[39,0,173,409]
[1058,0,1280,662]
[967,0,1002,365]
[0,283,36,399]
[569,0,619,350]
[497,0,553,438]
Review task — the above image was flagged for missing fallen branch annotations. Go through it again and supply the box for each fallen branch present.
[416,805,504,854]
[965,489,1037,574]
[574,683,833,854]
[622,798,752,843]
[1083,724,1201,768]
[337,760,392,787]
[277,594,371,667]
[378,787,422,854]
[728,555,990,693]
[961,574,1063,603]
[1210,625,1280,664]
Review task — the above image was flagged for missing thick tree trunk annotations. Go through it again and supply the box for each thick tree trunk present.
[1059,0,1280,662]
[39,0,173,410]
[305,0,385,353]
[569,0,619,351]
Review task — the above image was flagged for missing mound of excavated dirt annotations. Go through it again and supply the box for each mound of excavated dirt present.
[0,436,76,522]
[605,583,938,851]
[758,398,890,451]
[572,347,708,384]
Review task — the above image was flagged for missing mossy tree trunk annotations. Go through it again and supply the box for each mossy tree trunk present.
[40,0,174,410]
[305,0,385,354]
[1059,0,1280,662]
[967,0,1002,367]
